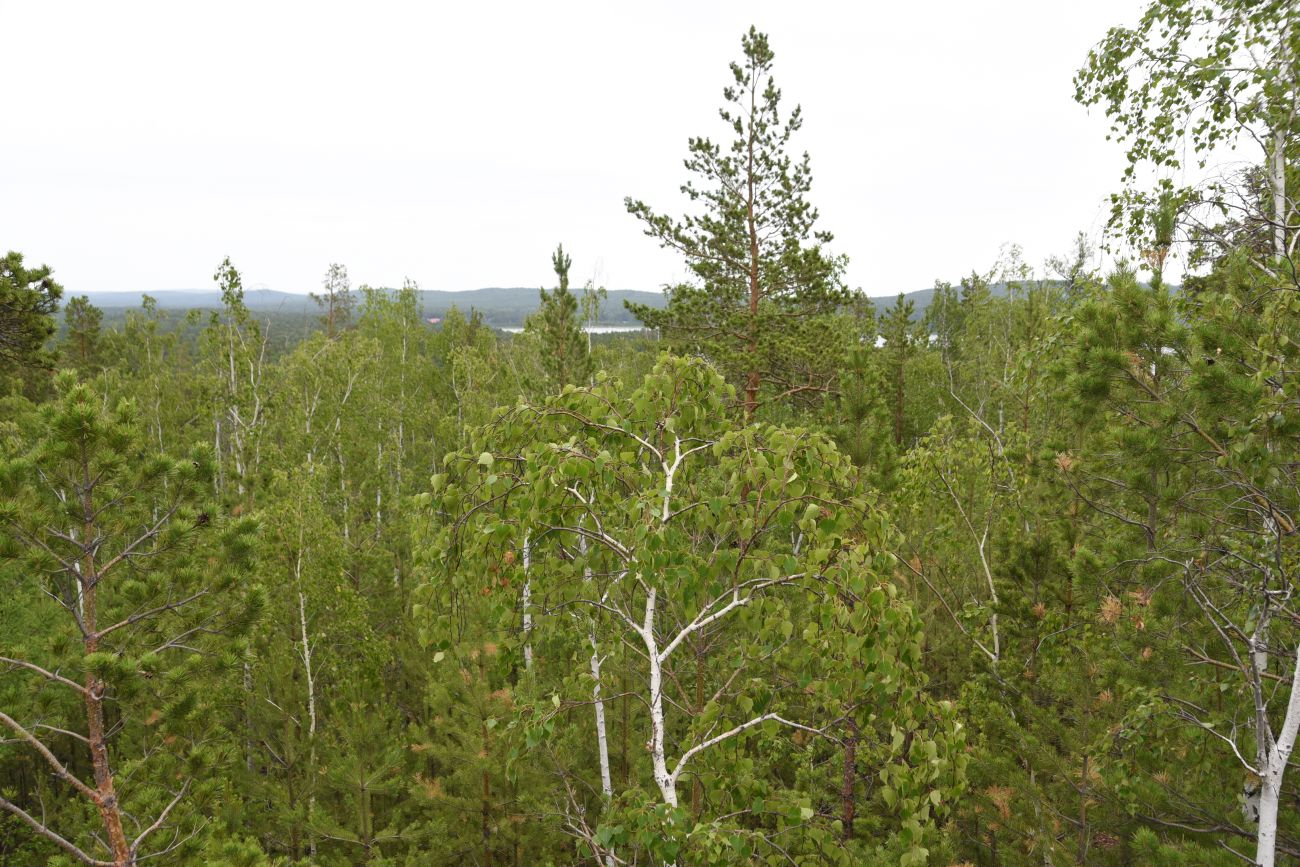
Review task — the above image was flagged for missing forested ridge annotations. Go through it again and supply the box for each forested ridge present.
[3,4,1300,865]
[72,287,671,330]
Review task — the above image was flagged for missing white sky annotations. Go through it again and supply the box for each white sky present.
[2,0,1147,296]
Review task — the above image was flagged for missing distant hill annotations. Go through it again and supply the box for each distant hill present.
[78,287,668,328]
[419,288,665,326]
[869,282,1019,319]
[77,281,1073,327]
[80,288,313,313]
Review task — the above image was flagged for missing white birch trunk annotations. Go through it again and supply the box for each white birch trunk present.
[296,582,318,856]
[592,634,616,867]
[576,532,613,802]
[1271,122,1287,259]
[590,632,613,801]
[214,416,224,495]
[641,586,676,807]
[375,429,383,537]
[1255,644,1300,867]
[522,535,533,670]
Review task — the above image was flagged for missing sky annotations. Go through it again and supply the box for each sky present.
[2,0,1148,297]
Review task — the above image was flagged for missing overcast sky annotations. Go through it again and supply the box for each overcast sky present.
[2,0,1147,297]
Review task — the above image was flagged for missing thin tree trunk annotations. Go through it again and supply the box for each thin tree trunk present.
[1271,118,1288,259]
[590,633,613,800]
[1255,644,1300,867]
[1077,753,1089,863]
[692,642,704,819]
[893,353,905,446]
[744,72,761,419]
[295,540,318,858]
[522,535,532,671]
[840,717,858,842]
[589,629,616,867]
[481,649,494,867]
[579,535,613,807]
[643,587,676,807]
[621,671,630,787]
[80,469,131,865]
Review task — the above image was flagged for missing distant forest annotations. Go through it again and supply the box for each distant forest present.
[3,6,1300,867]
[75,284,965,329]
[78,287,669,329]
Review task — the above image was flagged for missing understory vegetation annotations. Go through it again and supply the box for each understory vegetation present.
[4,3,1300,864]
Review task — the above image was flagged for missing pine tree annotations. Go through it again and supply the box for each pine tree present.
[625,28,849,417]
[0,251,63,370]
[529,244,590,389]
[880,294,916,448]
[829,299,898,484]
[59,295,103,373]
[1062,254,1300,864]
[0,372,263,865]
[312,263,354,339]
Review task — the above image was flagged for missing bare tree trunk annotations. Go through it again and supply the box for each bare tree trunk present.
[481,649,494,867]
[589,629,616,867]
[692,640,706,820]
[375,426,383,537]
[893,354,905,446]
[579,534,613,807]
[1077,753,1090,863]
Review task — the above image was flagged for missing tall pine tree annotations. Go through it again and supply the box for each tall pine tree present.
[529,243,590,389]
[625,28,849,417]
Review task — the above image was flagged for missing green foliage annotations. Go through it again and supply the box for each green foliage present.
[0,372,263,863]
[425,356,964,863]
[1075,0,1300,256]
[528,243,591,388]
[312,262,355,339]
[5,11,1300,866]
[59,296,103,373]
[0,250,63,371]
[625,28,850,416]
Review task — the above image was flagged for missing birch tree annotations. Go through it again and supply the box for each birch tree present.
[201,258,269,501]
[431,356,964,864]
[1077,0,1300,264]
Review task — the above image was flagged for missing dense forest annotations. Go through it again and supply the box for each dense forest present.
[4,3,1300,865]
